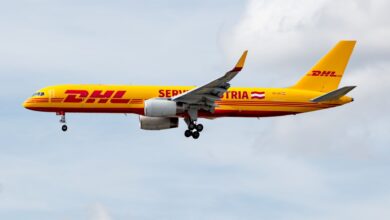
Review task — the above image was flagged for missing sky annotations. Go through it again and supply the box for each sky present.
[0,0,390,219]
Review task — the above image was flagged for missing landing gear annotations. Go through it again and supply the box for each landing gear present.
[183,108,204,139]
[184,119,203,139]
[184,129,201,139]
[195,124,203,132]
[57,112,68,132]
[192,131,200,139]
[188,123,196,130]
[184,130,192,138]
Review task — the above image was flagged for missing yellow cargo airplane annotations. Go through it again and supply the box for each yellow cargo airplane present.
[23,41,356,139]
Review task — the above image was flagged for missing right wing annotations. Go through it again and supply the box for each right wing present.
[172,51,248,111]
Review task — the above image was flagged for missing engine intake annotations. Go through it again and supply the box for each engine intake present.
[139,115,179,130]
[144,99,184,117]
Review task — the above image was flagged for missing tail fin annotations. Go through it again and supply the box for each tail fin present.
[291,40,356,92]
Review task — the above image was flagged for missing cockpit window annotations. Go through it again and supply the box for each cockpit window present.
[32,92,45,97]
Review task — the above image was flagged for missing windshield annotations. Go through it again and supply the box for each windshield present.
[32,92,45,97]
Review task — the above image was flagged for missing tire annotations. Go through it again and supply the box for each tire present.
[62,125,68,132]
[184,130,192,137]
[188,123,195,130]
[196,124,203,132]
[192,131,200,139]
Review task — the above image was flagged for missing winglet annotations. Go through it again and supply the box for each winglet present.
[232,50,248,72]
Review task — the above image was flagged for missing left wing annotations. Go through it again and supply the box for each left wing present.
[172,51,248,112]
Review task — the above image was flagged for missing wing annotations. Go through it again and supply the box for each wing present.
[172,51,248,111]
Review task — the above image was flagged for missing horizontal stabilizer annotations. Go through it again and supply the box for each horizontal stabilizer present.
[311,86,356,102]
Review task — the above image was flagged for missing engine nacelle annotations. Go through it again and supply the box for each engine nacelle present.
[144,99,183,117]
[139,115,179,130]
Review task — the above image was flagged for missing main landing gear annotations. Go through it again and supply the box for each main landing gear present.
[58,112,68,132]
[184,108,203,139]
[184,120,203,139]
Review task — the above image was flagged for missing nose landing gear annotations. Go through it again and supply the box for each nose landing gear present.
[58,112,68,132]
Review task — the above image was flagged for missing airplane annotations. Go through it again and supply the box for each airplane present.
[23,40,356,139]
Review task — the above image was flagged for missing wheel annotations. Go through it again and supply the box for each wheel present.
[184,130,192,137]
[61,124,68,132]
[196,124,203,132]
[188,123,195,130]
[192,131,200,139]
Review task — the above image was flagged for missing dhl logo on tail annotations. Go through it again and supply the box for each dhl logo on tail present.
[308,70,340,77]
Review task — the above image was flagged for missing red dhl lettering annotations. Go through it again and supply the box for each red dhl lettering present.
[64,90,88,103]
[309,70,338,77]
[86,90,114,103]
[64,90,130,103]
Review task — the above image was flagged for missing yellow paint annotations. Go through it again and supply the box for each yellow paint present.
[23,41,356,118]
[235,50,248,69]
[23,84,353,117]
[292,40,356,92]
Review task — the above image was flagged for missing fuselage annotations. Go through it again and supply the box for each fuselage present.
[22,41,357,139]
[23,84,353,118]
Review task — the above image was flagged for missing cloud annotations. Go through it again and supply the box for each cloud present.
[88,203,112,220]
[221,0,390,86]
[1,0,390,220]
[218,0,390,158]
[212,1,390,218]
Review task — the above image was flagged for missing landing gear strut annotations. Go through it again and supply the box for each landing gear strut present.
[57,112,68,132]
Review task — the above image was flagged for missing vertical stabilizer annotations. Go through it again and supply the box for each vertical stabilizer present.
[291,41,356,92]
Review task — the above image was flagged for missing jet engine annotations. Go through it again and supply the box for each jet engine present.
[139,115,179,130]
[144,99,184,117]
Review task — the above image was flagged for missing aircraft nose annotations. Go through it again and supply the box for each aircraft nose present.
[23,98,32,109]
